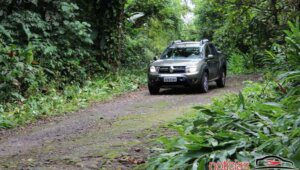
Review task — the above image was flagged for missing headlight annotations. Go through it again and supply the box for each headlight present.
[186,66,198,73]
[150,66,157,73]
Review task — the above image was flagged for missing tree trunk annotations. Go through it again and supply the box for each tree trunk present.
[270,0,279,25]
[117,0,126,65]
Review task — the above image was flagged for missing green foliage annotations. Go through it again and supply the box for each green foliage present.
[284,19,300,70]
[0,1,93,85]
[0,0,185,127]
[0,44,46,102]
[124,0,184,65]
[228,53,247,74]
[263,18,300,73]
[147,78,300,169]
[193,0,300,71]
[0,0,184,84]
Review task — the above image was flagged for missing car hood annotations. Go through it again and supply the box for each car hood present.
[151,59,203,67]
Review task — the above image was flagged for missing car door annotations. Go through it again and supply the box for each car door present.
[209,44,220,78]
[205,44,218,80]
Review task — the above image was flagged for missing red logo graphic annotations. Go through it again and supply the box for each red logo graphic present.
[255,155,298,170]
[266,160,282,166]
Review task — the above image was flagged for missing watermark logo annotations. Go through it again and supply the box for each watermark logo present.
[209,160,250,170]
[255,156,298,170]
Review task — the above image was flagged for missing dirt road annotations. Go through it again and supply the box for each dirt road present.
[0,75,260,169]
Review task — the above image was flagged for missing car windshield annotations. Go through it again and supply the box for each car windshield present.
[161,47,201,59]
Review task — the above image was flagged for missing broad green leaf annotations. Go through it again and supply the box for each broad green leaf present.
[198,159,206,170]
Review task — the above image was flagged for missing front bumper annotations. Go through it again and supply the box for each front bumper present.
[148,73,201,87]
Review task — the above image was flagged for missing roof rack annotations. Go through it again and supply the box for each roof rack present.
[200,39,209,45]
[172,40,182,44]
[167,40,182,48]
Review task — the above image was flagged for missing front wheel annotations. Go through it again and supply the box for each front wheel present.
[216,70,226,87]
[148,84,160,95]
[199,72,209,93]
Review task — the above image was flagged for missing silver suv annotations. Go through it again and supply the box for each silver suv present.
[148,39,227,95]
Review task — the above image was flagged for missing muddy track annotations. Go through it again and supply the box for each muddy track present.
[0,75,260,170]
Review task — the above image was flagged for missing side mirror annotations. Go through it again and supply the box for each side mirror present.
[208,54,214,59]
[153,56,158,61]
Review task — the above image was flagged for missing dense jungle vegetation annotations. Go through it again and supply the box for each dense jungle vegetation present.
[0,0,184,128]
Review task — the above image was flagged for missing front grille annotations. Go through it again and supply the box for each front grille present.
[158,66,186,74]
[158,66,170,73]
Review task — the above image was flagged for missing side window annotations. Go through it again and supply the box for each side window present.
[209,44,217,56]
[205,45,211,57]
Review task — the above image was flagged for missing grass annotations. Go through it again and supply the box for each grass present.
[0,68,147,129]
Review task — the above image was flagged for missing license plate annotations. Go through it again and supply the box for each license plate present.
[164,77,177,83]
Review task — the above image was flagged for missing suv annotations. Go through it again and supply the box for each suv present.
[148,39,227,95]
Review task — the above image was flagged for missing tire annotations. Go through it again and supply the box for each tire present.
[148,84,160,95]
[199,72,209,93]
[216,69,226,88]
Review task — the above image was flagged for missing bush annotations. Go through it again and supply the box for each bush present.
[228,53,247,74]
[264,19,300,72]
[0,44,46,103]
[147,79,300,169]
[0,1,93,87]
